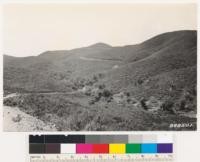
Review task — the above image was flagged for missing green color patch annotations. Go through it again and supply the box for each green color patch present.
[126,144,141,153]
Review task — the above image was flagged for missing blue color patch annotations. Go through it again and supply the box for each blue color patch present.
[141,144,157,153]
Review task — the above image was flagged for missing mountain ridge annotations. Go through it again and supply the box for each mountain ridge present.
[4,30,196,58]
[4,30,197,96]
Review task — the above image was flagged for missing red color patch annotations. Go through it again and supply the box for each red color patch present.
[92,144,109,153]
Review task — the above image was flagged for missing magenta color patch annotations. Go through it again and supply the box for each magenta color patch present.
[76,144,93,154]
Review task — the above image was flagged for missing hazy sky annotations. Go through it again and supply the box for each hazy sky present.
[3,3,197,57]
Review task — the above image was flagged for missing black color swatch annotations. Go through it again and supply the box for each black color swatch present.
[44,135,85,143]
[29,135,45,143]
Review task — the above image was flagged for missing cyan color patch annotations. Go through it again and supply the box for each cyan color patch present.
[141,144,157,153]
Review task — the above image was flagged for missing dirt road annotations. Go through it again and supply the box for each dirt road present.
[79,56,121,62]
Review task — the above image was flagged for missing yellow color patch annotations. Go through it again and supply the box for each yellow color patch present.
[109,144,126,154]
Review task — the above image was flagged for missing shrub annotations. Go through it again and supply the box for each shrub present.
[161,100,176,114]
[57,107,66,117]
[125,92,130,97]
[127,98,132,103]
[169,82,176,91]
[55,119,69,131]
[89,99,95,105]
[106,97,112,103]
[94,92,102,101]
[178,88,196,112]
[140,98,148,110]
[85,79,93,86]
[98,73,105,78]
[89,89,112,104]
[72,86,77,90]
[3,98,18,107]
[102,89,112,98]
[12,114,22,122]
[98,84,106,90]
[137,78,144,85]
[71,77,87,90]
[85,89,92,96]
[179,100,186,110]
[92,75,98,82]
[113,116,123,122]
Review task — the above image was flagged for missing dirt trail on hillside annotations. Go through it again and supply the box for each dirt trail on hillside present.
[3,93,19,99]
[3,106,57,131]
[79,56,121,62]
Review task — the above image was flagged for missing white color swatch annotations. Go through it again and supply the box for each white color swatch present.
[61,144,76,154]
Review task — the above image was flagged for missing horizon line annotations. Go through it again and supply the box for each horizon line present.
[4,29,196,58]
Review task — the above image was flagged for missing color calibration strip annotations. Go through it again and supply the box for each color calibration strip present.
[29,135,173,154]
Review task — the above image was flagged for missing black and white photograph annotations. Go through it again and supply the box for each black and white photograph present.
[3,3,197,131]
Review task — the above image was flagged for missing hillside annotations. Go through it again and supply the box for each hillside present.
[3,30,197,131]
[4,30,196,94]
[104,31,196,93]
[3,42,116,93]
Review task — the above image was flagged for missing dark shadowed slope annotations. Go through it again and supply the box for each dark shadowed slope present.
[102,30,196,105]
